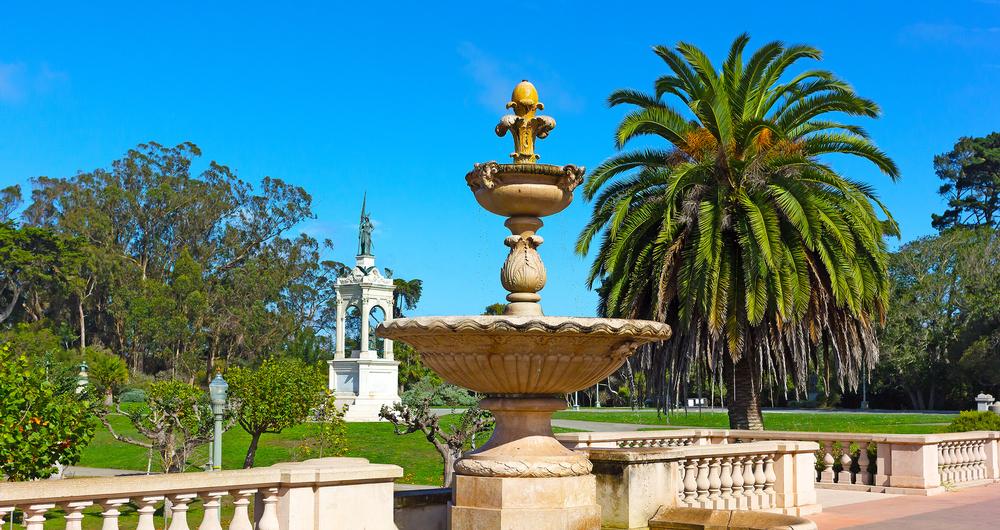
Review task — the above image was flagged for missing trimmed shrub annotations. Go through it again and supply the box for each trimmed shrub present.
[118,389,147,403]
[947,410,1000,432]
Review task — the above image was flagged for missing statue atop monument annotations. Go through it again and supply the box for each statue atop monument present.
[358,194,374,256]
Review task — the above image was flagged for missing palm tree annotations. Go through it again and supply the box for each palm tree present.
[578,34,898,429]
[392,277,423,318]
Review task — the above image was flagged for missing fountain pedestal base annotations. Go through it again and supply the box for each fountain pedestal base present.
[450,396,600,529]
[451,474,600,530]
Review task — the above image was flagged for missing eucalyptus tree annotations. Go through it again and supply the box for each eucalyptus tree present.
[578,35,899,429]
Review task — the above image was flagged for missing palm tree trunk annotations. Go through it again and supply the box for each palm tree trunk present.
[728,355,764,430]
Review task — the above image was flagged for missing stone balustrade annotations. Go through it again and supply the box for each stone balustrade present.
[585,441,819,530]
[0,457,402,530]
[559,429,1000,495]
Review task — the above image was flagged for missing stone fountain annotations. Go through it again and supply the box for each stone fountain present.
[378,81,672,530]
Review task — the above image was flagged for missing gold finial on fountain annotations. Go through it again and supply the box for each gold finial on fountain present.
[495,80,556,164]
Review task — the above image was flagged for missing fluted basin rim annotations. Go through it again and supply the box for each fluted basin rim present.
[377,315,672,340]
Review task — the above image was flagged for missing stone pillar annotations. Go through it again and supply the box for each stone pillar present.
[983,436,1000,481]
[589,455,675,530]
[271,458,401,530]
[335,300,346,359]
[874,442,892,487]
[886,442,943,494]
[360,300,372,359]
[770,442,819,516]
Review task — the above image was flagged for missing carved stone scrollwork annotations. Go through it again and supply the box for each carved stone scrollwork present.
[559,164,586,192]
[465,161,501,192]
[454,458,593,478]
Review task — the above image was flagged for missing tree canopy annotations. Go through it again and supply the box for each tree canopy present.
[931,132,1000,231]
[578,34,898,428]
[226,357,329,468]
[0,344,96,481]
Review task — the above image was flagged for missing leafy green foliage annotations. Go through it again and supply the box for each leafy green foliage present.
[226,357,328,467]
[86,346,129,404]
[578,34,897,428]
[878,228,1000,409]
[101,379,216,472]
[932,132,1000,230]
[401,376,478,407]
[0,344,96,481]
[947,411,1000,432]
[482,303,507,315]
[293,393,348,459]
[392,277,423,318]
[0,221,83,325]
[395,342,440,390]
[118,388,147,403]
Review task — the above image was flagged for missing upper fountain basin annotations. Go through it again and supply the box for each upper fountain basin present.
[465,163,586,218]
[376,315,671,394]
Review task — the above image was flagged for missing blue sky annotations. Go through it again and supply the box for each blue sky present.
[2,1,998,317]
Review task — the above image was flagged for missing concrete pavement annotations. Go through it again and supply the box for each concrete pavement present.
[808,483,1000,529]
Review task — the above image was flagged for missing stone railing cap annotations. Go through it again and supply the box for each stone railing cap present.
[0,458,403,506]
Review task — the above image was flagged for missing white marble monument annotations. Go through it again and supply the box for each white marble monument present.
[329,197,401,422]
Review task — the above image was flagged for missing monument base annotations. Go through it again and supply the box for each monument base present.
[450,474,600,530]
[329,357,401,422]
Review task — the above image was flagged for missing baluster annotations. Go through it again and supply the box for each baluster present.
[753,455,767,509]
[742,456,756,508]
[229,489,256,530]
[764,454,776,508]
[956,442,969,483]
[136,496,163,530]
[720,457,734,509]
[199,492,226,530]
[856,442,872,485]
[965,441,975,482]
[64,501,93,530]
[939,442,952,485]
[0,507,11,526]
[731,457,746,510]
[949,442,960,483]
[677,462,686,503]
[695,458,710,506]
[24,504,54,530]
[820,441,836,483]
[167,494,197,530]
[838,442,854,484]
[965,440,979,481]
[99,498,128,530]
[977,441,987,481]
[257,488,280,530]
[708,458,722,507]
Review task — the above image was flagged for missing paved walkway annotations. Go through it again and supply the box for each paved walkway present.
[552,419,671,432]
[808,483,1000,529]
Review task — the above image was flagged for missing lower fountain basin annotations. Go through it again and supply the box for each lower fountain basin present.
[376,315,672,394]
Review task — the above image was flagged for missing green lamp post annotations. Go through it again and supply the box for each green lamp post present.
[209,373,228,471]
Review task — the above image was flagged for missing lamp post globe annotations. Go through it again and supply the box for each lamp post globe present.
[209,373,228,470]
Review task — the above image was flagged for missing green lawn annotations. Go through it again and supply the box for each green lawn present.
[82,414,474,485]
[552,409,956,434]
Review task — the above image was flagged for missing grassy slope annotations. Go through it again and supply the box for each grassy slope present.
[552,410,955,434]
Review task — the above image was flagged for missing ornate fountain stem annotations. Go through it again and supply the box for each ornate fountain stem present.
[501,216,546,315]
